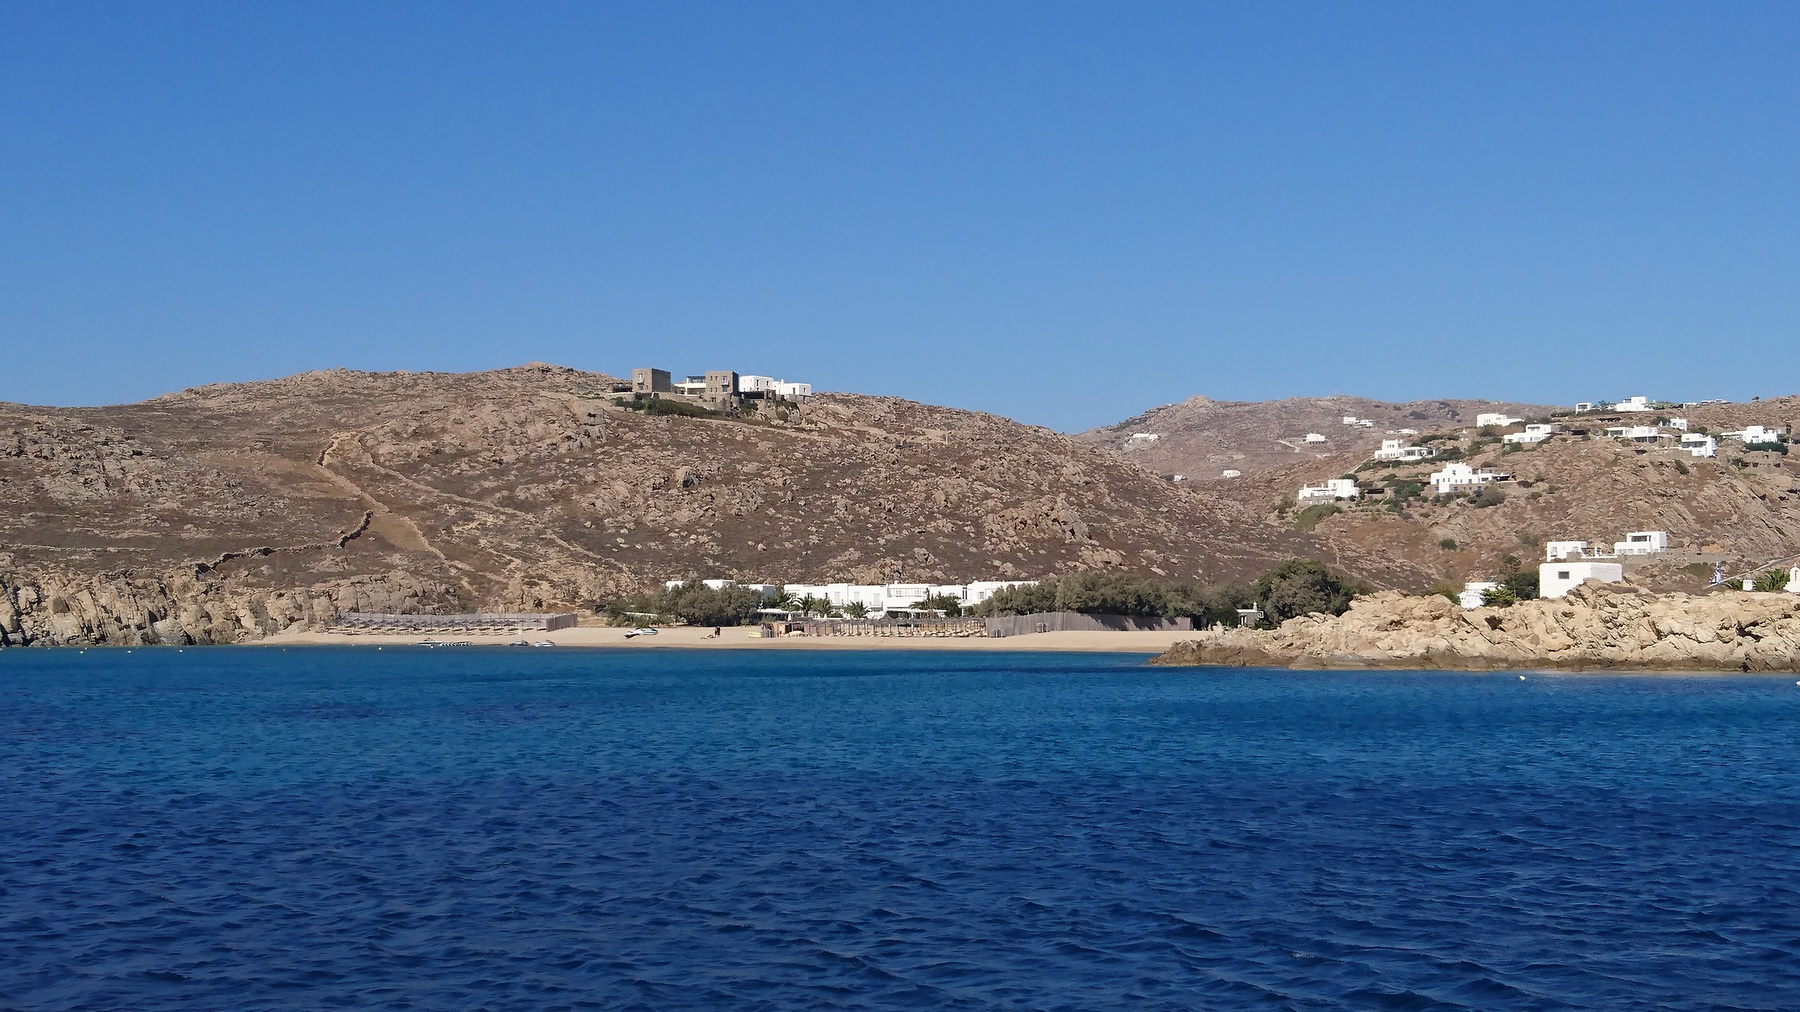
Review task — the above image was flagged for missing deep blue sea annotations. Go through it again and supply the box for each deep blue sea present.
[2,648,1798,1011]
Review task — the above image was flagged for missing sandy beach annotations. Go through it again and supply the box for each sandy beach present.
[259,625,1193,653]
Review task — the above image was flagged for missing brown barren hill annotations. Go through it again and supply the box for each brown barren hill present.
[1079,394,1558,479]
[1,364,1422,645]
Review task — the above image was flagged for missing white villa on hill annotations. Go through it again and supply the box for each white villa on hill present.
[1297,478,1359,504]
[1723,424,1788,445]
[1504,423,1556,444]
[1678,433,1718,457]
[1604,425,1669,443]
[1429,462,1509,495]
[1475,412,1524,428]
[1615,531,1671,556]
[1613,396,1653,412]
[1539,534,1663,597]
[1372,439,1436,462]
[1543,531,1670,562]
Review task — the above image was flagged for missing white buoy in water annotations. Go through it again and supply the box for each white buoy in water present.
[1519,675,1527,680]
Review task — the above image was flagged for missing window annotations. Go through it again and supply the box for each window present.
[1558,571,1571,580]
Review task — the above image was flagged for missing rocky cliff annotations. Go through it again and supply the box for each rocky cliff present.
[1153,583,1800,672]
[4,364,1422,646]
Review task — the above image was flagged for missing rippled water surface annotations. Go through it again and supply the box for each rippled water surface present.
[3,648,1798,1010]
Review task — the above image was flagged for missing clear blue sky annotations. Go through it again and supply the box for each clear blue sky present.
[3,2,1796,430]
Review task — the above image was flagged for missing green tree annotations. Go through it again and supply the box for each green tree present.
[843,601,869,619]
[969,581,1059,616]
[912,593,963,616]
[603,581,767,626]
[1754,569,1790,592]
[1501,569,1540,601]
[1253,559,1358,625]
[1481,584,1519,607]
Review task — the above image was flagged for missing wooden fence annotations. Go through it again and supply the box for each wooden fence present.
[329,612,579,634]
[981,612,1192,637]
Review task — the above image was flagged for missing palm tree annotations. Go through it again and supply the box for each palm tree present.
[844,601,869,619]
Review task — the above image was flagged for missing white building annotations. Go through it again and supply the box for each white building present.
[739,375,778,394]
[1372,439,1436,462]
[1668,417,1689,430]
[772,380,812,400]
[1613,531,1670,556]
[1475,413,1524,428]
[1540,561,1625,598]
[1429,462,1510,495]
[1503,423,1556,444]
[1678,433,1717,457]
[1574,402,1596,412]
[1459,582,1500,609]
[1220,469,1242,478]
[1540,531,1669,561]
[1723,424,1787,445]
[1604,425,1667,443]
[778,580,1036,616]
[1358,418,1374,427]
[1128,432,1160,444]
[1397,427,1419,435]
[1342,415,1359,425]
[1303,433,1327,444]
[1613,396,1652,412]
[1296,478,1359,504]
[1788,567,1800,594]
[1545,541,1591,561]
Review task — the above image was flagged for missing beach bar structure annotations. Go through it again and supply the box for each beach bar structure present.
[329,612,580,634]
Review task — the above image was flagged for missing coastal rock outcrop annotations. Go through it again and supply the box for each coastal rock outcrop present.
[0,569,460,647]
[1153,583,1800,671]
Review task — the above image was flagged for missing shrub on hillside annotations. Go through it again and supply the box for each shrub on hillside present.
[613,397,722,419]
[1469,485,1507,508]
[1293,503,1341,531]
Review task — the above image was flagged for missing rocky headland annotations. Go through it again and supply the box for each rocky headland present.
[1153,582,1800,672]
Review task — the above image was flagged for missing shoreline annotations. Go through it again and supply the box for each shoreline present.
[255,626,1196,652]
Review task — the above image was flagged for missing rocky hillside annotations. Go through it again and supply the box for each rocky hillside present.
[1154,582,1800,672]
[3,364,1425,646]
[1203,397,1800,593]
[1080,395,1557,479]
